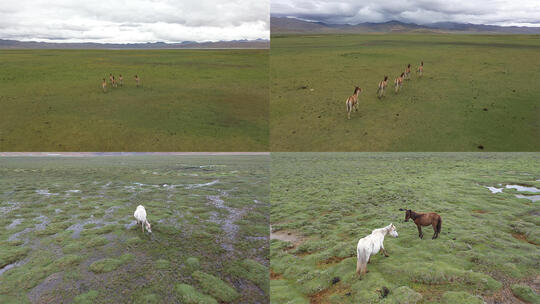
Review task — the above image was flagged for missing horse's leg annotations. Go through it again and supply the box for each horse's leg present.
[381,246,389,257]
[432,222,438,239]
[417,225,423,239]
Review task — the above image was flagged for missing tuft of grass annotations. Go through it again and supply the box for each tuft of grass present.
[225,259,269,291]
[392,286,423,304]
[73,290,99,304]
[154,259,170,270]
[35,221,72,236]
[192,271,239,302]
[174,284,217,304]
[89,254,134,273]
[185,257,200,273]
[441,291,484,304]
[511,284,540,304]
[0,246,29,268]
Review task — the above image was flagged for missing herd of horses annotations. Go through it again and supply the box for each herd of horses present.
[101,73,141,92]
[346,61,424,120]
[356,208,441,277]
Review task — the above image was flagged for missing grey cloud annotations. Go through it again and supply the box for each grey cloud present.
[0,0,269,43]
[272,0,540,26]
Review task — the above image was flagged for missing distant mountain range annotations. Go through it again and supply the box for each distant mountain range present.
[271,17,540,34]
[0,39,269,49]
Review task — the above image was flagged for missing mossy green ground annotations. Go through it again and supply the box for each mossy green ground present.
[0,155,269,303]
[270,153,540,303]
[270,34,540,151]
[0,49,268,151]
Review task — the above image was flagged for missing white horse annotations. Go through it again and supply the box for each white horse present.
[134,205,152,233]
[356,223,398,276]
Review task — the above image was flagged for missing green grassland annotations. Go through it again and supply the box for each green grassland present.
[270,34,540,151]
[270,153,540,303]
[0,155,269,303]
[0,49,268,151]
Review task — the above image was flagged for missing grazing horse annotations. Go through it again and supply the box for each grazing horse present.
[400,208,441,239]
[118,74,123,87]
[346,86,361,120]
[417,61,424,77]
[109,73,114,84]
[134,205,152,233]
[135,75,140,87]
[394,73,404,94]
[356,223,398,277]
[377,76,388,99]
[405,64,411,80]
[102,78,107,92]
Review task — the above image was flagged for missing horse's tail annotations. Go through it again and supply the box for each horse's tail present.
[346,99,351,113]
[436,217,442,234]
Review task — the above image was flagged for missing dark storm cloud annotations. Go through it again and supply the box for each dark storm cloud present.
[272,0,540,27]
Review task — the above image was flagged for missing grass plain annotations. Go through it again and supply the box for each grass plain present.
[0,49,268,151]
[270,153,539,303]
[270,34,540,151]
[0,155,269,303]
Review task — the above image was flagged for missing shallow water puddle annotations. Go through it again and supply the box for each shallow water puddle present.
[36,189,58,196]
[505,184,540,193]
[124,220,137,229]
[186,179,219,189]
[206,194,249,255]
[515,195,540,202]
[486,186,503,194]
[270,226,304,246]
[6,218,23,229]
[0,259,29,276]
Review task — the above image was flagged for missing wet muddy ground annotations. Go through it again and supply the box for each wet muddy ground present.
[0,155,269,303]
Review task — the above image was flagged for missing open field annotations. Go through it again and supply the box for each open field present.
[270,34,540,151]
[0,155,269,303]
[270,153,540,303]
[0,49,268,151]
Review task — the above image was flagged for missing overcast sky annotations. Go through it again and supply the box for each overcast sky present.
[272,0,540,27]
[0,0,269,43]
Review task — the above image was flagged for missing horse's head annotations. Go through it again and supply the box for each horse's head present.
[388,223,398,237]
[145,221,152,233]
[399,208,412,222]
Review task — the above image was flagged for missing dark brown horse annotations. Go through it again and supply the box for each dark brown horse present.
[399,209,441,239]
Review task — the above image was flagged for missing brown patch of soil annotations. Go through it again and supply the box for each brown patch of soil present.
[512,233,537,245]
[483,274,540,304]
[270,227,305,248]
[317,256,352,267]
[270,270,283,280]
[473,209,488,214]
[309,283,351,304]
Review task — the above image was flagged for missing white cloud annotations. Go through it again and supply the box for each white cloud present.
[0,0,269,43]
[271,0,540,27]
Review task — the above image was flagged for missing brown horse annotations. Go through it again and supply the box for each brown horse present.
[400,209,441,239]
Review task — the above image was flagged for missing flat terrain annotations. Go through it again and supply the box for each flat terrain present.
[0,155,269,303]
[270,34,540,151]
[0,49,268,151]
[270,153,540,303]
